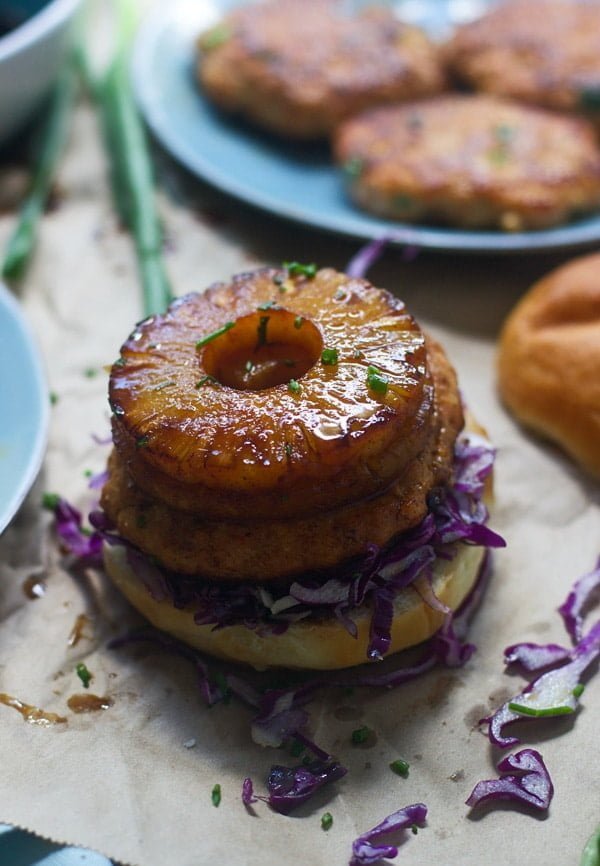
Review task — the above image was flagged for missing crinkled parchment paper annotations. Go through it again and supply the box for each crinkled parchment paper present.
[0,94,599,866]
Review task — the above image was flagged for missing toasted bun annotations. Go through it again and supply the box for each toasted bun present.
[497,252,600,479]
[103,540,486,671]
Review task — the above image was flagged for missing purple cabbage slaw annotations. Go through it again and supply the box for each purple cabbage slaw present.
[466,749,553,812]
[350,803,427,866]
[89,434,504,665]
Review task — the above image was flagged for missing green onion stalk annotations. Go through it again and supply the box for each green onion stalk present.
[2,56,77,282]
[83,0,173,316]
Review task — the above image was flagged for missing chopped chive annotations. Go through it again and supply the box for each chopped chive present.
[283,261,317,278]
[136,435,149,448]
[83,469,93,478]
[390,758,410,778]
[84,367,97,378]
[411,824,419,835]
[215,671,231,704]
[50,391,59,405]
[211,783,222,807]
[288,379,301,394]
[321,812,333,831]
[572,684,585,698]
[367,365,389,394]
[290,738,305,757]
[321,347,339,366]
[257,315,270,347]
[200,24,231,51]
[196,375,218,388]
[293,315,304,329]
[351,725,371,745]
[508,701,574,717]
[257,300,279,311]
[152,379,176,391]
[76,662,92,689]
[113,357,127,367]
[343,157,363,178]
[195,321,235,349]
[42,492,61,511]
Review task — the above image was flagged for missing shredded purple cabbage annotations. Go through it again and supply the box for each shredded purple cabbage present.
[350,803,427,866]
[504,642,571,673]
[265,759,347,815]
[103,435,502,664]
[51,498,103,563]
[558,555,600,643]
[345,234,420,279]
[484,618,600,748]
[241,777,257,807]
[466,749,553,812]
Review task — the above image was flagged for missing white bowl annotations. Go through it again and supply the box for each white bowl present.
[0,0,82,143]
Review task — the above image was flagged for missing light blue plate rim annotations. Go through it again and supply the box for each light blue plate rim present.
[132,1,600,255]
[0,282,49,535]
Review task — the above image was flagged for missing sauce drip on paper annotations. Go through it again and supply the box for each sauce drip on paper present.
[67,694,114,713]
[0,693,67,726]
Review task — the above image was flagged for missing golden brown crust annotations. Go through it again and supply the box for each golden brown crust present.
[197,0,446,139]
[444,0,600,120]
[102,332,463,582]
[109,268,437,520]
[103,540,486,671]
[497,252,600,478]
[334,94,600,231]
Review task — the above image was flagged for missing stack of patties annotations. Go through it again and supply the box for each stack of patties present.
[100,267,503,670]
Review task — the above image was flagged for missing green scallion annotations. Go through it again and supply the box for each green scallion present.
[288,379,301,394]
[351,725,371,745]
[366,365,388,394]
[390,758,410,778]
[321,812,333,831]
[211,783,222,807]
[283,261,317,279]
[76,662,92,689]
[321,347,339,366]
[42,493,61,511]
[195,321,235,349]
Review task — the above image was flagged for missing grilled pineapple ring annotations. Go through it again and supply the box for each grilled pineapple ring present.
[109,268,437,520]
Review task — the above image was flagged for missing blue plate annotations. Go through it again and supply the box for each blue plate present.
[0,825,114,865]
[0,282,48,535]
[132,0,600,254]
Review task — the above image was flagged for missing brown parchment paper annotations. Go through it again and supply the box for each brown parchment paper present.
[0,89,599,866]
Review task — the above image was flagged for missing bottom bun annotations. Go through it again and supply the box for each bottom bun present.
[103,541,486,671]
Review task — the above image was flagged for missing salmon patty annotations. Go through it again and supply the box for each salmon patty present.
[444,0,600,121]
[334,94,600,230]
[197,0,446,139]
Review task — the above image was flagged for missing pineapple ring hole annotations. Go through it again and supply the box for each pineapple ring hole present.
[202,308,323,391]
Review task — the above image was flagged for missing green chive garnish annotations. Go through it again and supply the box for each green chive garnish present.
[200,24,231,51]
[321,812,333,831]
[257,315,270,347]
[411,824,419,835]
[136,435,149,448]
[343,157,363,178]
[113,357,126,367]
[351,725,371,745]
[390,758,410,778]
[367,365,388,394]
[573,684,585,698]
[50,392,59,405]
[84,367,97,378]
[76,662,92,689]
[288,379,301,394]
[321,347,339,366]
[283,261,317,279]
[257,300,279,311]
[211,783,222,807]
[293,316,304,329]
[196,321,235,349]
[196,375,218,388]
[42,492,61,511]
